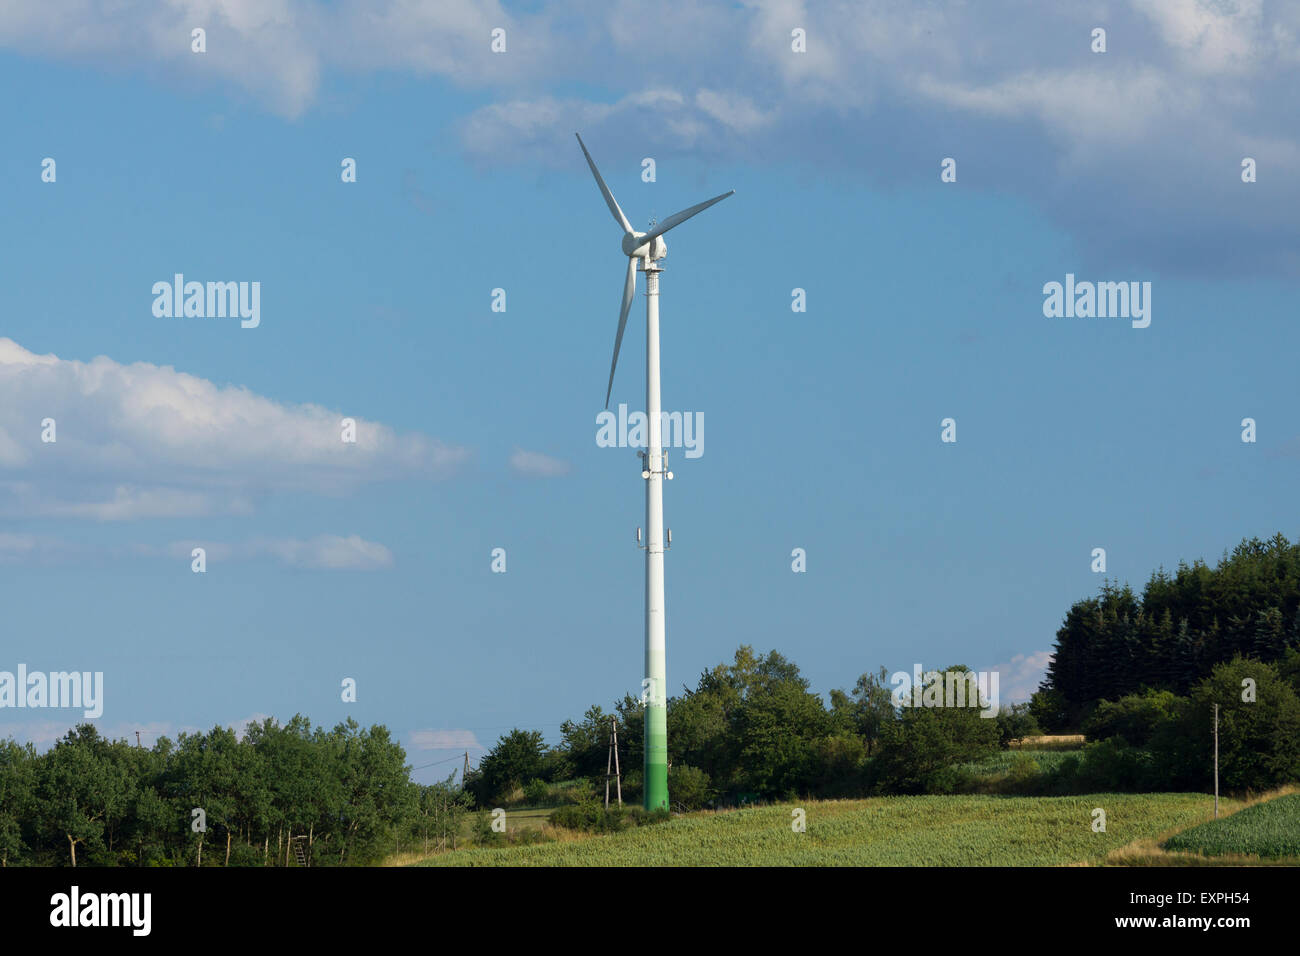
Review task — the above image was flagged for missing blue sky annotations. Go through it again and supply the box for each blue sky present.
[1,2,1298,781]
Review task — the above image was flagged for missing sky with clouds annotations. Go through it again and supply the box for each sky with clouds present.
[0,1,1297,776]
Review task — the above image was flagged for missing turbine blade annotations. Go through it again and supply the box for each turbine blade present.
[576,133,633,235]
[605,257,637,408]
[639,189,734,245]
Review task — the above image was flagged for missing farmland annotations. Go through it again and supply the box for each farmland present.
[1162,793,1300,860]
[959,749,1076,777]
[415,792,1235,867]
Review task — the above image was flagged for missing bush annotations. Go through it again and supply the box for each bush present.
[806,734,870,798]
[1076,738,1153,791]
[1082,689,1184,747]
[668,764,712,810]
[1034,739,1155,793]
[1149,657,1300,792]
[873,674,1000,794]
[467,729,547,806]
[472,810,504,845]
[549,802,672,832]
[563,777,598,804]
[1028,688,1070,734]
[995,703,1041,748]
[228,844,266,867]
[1007,753,1042,787]
[508,828,553,846]
[548,802,631,833]
[923,764,976,795]
[619,770,642,807]
[522,778,551,806]
[625,807,672,827]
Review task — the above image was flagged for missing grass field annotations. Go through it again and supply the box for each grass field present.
[412,792,1237,867]
[1162,793,1300,860]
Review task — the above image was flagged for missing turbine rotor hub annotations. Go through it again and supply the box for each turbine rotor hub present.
[622,231,666,260]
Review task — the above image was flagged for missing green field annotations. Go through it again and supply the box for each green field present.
[1162,793,1300,859]
[414,793,1232,867]
[959,749,1076,776]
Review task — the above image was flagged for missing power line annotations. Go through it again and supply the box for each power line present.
[409,754,468,771]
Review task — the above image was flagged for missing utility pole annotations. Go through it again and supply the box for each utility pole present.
[1213,703,1220,818]
[605,716,623,809]
[462,751,470,786]
[134,731,141,748]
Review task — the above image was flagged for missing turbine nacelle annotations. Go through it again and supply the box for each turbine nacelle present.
[622,231,666,261]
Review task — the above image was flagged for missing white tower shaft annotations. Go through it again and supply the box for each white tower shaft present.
[573,130,732,813]
[642,262,669,809]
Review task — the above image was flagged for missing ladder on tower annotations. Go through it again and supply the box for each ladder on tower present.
[291,836,309,867]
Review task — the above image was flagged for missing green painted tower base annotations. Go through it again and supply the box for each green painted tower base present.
[644,702,668,810]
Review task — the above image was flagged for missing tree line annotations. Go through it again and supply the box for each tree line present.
[0,716,471,867]
[469,644,1300,809]
[1036,533,1300,727]
[467,648,1040,808]
[5,532,1298,864]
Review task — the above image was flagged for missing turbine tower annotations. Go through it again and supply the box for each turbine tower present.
[576,133,734,811]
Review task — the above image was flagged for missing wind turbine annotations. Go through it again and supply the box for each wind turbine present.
[576,132,733,812]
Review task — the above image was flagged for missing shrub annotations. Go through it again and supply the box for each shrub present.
[1028,688,1070,733]
[549,802,672,832]
[522,778,550,806]
[548,802,630,833]
[1082,689,1184,747]
[1007,753,1042,786]
[563,777,598,804]
[668,764,712,810]
[1149,657,1300,791]
[625,807,672,827]
[472,810,504,845]
[923,764,976,795]
[228,844,265,867]
[995,703,1041,748]
[873,675,1000,794]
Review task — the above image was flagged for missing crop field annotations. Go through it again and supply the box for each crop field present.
[960,749,1075,776]
[1162,793,1300,860]
[414,792,1233,867]
[1008,735,1086,751]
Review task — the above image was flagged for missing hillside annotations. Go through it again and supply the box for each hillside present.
[415,793,1238,867]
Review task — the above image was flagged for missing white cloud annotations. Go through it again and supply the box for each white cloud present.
[159,535,396,570]
[229,712,274,740]
[985,650,1053,704]
[913,67,1195,147]
[245,534,395,570]
[4,1,1300,275]
[508,447,571,478]
[410,728,481,750]
[695,89,773,134]
[0,0,527,117]
[1133,0,1266,75]
[0,532,396,568]
[0,719,193,751]
[0,337,468,520]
